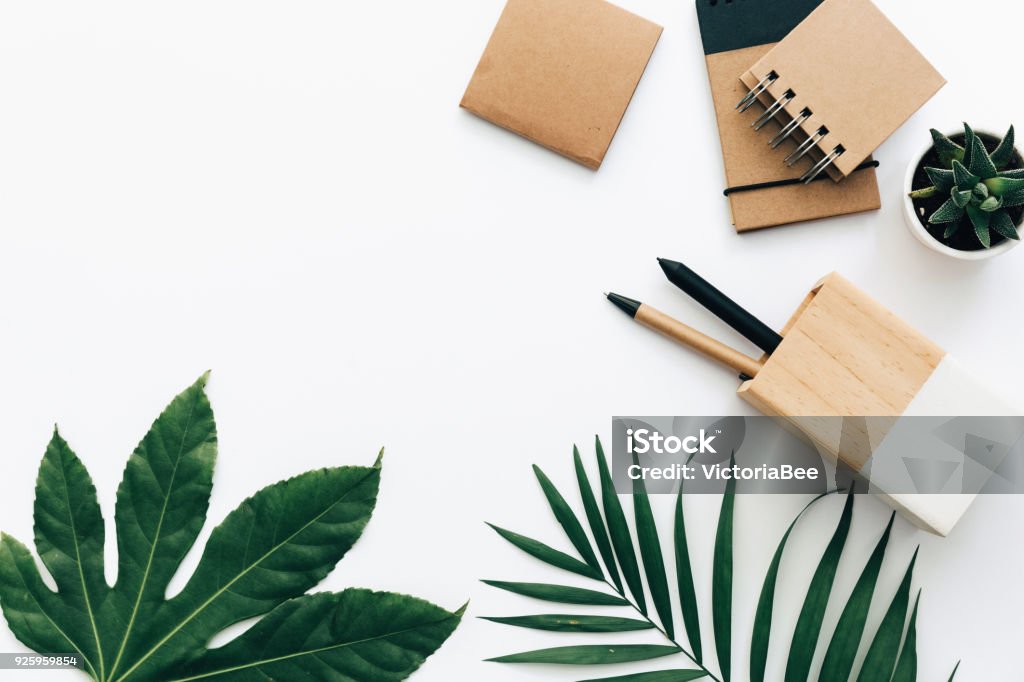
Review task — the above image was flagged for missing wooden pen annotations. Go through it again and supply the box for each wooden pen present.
[607,292,763,379]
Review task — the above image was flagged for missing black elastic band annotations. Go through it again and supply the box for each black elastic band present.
[723,160,880,196]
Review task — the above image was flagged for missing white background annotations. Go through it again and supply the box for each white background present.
[0,0,1021,680]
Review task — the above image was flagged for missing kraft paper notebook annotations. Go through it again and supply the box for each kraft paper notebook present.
[739,0,946,181]
[461,0,662,170]
[696,0,880,232]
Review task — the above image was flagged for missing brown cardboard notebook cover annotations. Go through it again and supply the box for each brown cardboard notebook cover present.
[461,0,662,170]
[741,0,945,180]
[696,0,880,232]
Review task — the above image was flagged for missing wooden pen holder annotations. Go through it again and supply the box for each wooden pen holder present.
[738,272,1019,536]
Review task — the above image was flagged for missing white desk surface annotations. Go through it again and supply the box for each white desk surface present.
[0,1,1021,679]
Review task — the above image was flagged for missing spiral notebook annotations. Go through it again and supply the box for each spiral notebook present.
[739,0,945,182]
[696,0,880,232]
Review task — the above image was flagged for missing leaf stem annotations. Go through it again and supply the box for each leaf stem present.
[602,578,723,682]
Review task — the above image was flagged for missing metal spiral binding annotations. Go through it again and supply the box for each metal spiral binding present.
[752,90,794,131]
[800,145,846,183]
[736,71,777,113]
[769,107,812,148]
[785,126,828,166]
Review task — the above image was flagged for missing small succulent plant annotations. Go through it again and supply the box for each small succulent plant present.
[909,123,1024,248]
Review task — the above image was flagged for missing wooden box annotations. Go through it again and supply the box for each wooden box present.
[738,272,1019,536]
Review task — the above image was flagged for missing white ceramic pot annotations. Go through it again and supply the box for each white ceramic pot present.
[902,129,1021,260]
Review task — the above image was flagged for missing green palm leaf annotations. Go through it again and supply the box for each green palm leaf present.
[633,456,675,639]
[712,464,736,682]
[750,493,831,682]
[487,524,603,579]
[536,464,602,573]
[675,490,702,664]
[855,548,919,682]
[579,670,708,681]
[890,591,921,682]
[480,614,653,632]
[596,439,647,614]
[784,493,854,682]
[487,644,680,664]
[818,512,895,681]
[576,444,624,592]
[481,580,630,606]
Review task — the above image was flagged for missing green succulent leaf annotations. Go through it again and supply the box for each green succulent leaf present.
[784,493,854,682]
[990,211,1021,241]
[1001,188,1024,207]
[750,493,830,682]
[966,132,998,179]
[929,198,964,224]
[712,459,737,682]
[819,513,894,681]
[951,188,972,208]
[984,175,1024,196]
[991,125,1016,168]
[930,128,964,166]
[578,671,708,682]
[999,168,1024,179]
[855,548,918,682]
[575,445,624,593]
[534,464,602,573]
[967,205,993,248]
[925,166,955,192]
[944,221,963,239]
[633,456,674,639]
[0,378,459,682]
[949,661,961,680]
[487,644,680,665]
[596,439,647,614]
[170,590,463,682]
[979,196,1002,212]
[962,123,977,169]
[889,591,920,682]
[952,160,980,189]
[480,614,653,632]
[481,580,629,606]
[675,490,702,664]
[487,524,602,580]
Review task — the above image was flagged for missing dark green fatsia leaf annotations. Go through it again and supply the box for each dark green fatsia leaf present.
[596,438,647,614]
[32,429,108,678]
[0,377,460,682]
[931,128,964,166]
[929,197,964,224]
[966,132,998,179]
[169,590,462,681]
[674,490,702,664]
[576,445,624,593]
[890,591,920,682]
[750,493,830,682]
[487,644,679,664]
[712,464,736,682]
[578,670,708,681]
[0,533,86,674]
[480,614,653,632]
[784,493,854,682]
[633,456,674,640]
[991,125,1016,168]
[818,512,894,681]
[488,524,603,580]
[991,211,1021,240]
[535,464,602,574]
[103,374,218,681]
[482,580,630,606]
[855,548,919,682]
